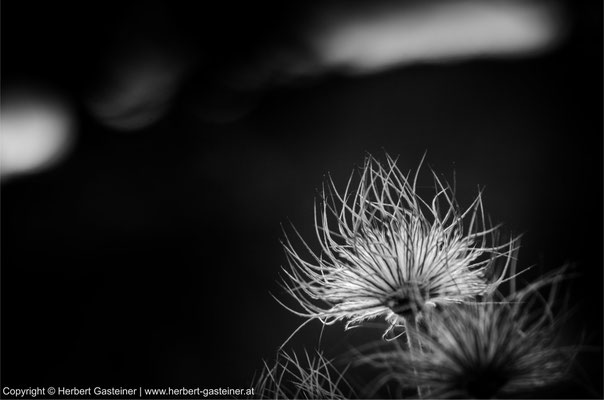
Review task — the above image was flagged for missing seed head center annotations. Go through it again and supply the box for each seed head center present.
[385,282,430,318]
[461,365,509,399]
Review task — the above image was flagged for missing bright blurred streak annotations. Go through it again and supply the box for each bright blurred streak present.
[307,0,564,74]
[1,89,74,181]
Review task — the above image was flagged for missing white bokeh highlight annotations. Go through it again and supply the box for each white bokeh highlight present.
[1,89,74,181]
[307,0,564,74]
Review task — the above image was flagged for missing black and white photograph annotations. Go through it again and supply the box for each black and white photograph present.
[2,1,602,399]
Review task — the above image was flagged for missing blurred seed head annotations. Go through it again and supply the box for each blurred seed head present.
[358,267,578,398]
[87,44,190,131]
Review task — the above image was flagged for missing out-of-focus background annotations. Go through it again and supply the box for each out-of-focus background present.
[2,0,602,397]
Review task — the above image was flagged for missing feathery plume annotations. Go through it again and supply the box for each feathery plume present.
[278,154,518,339]
[251,350,354,399]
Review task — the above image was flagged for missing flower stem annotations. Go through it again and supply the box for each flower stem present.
[403,315,423,399]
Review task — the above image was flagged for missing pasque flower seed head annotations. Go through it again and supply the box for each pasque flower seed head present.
[278,154,519,340]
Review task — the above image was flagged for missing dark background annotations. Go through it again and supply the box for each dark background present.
[2,1,602,398]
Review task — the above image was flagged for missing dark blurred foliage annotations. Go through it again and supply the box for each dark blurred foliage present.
[2,0,602,397]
